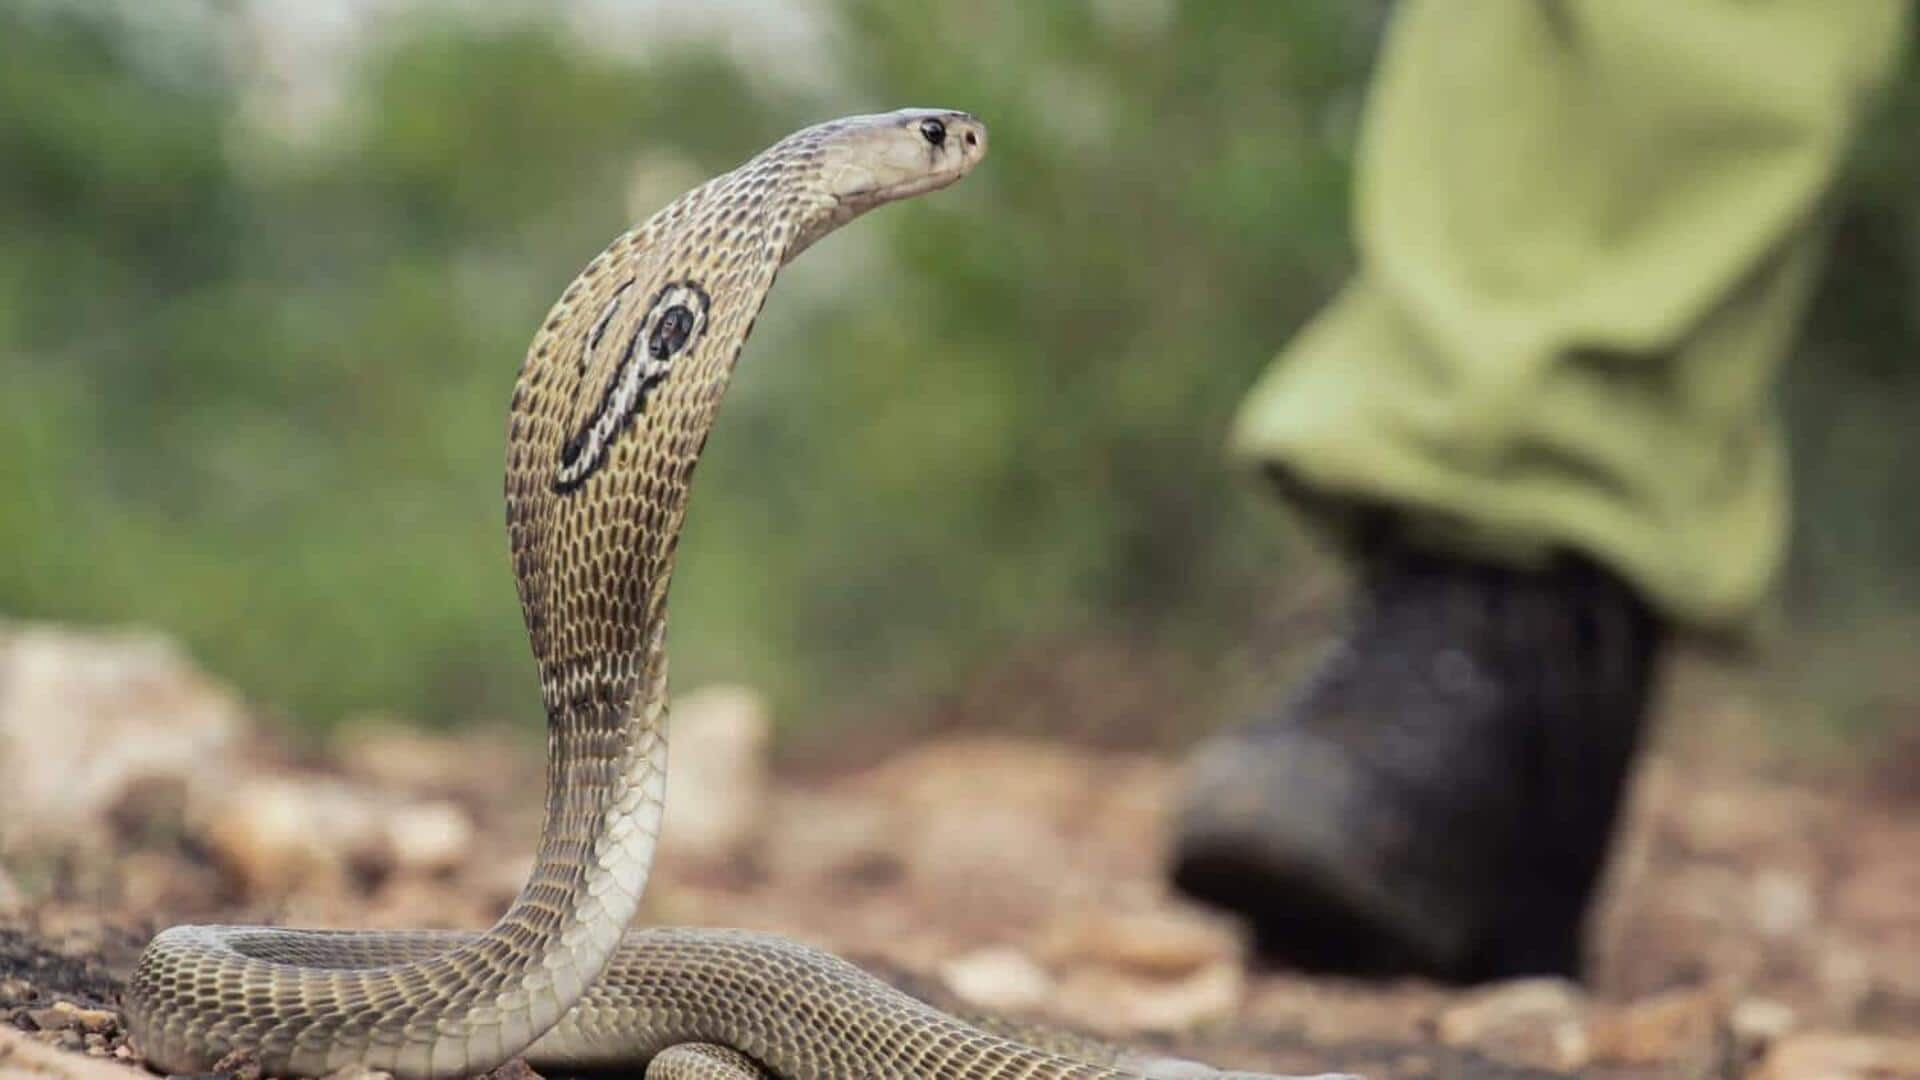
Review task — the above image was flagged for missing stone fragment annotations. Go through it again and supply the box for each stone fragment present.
[209,1048,263,1080]
[21,1004,117,1037]
[1437,977,1590,1073]
[1588,985,1722,1069]
[1756,1032,1920,1080]
[1054,962,1244,1034]
[382,800,475,875]
[1041,908,1239,978]
[0,625,244,845]
[0,1026,149,1080]
[940,945,1054,1014]
[661,685,771,864]
[197,775,379,894]
[1729,998,1797,1070]
[196,775,475,895]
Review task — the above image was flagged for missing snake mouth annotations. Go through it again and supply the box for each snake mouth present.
[842,170,968,207]
[842,160,985,214]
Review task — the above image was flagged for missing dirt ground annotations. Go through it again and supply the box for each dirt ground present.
[3,676,1919,1079]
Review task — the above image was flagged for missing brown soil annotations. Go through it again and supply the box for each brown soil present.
[3,719,1917,1079]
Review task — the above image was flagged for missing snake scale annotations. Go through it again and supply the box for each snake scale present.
[125,110,1340,1080]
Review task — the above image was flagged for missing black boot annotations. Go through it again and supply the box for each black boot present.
[1169,545,1664,982]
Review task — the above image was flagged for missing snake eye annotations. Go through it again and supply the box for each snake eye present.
[918,118,947,147]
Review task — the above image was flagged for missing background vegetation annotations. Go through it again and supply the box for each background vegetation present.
[2,1,1915,741]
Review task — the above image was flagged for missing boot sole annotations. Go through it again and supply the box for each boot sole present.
[1171,822,1465,979]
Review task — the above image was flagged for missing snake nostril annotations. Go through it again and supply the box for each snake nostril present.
[963,130,978,148]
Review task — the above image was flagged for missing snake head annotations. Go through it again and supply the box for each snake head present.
[789,107,988,256]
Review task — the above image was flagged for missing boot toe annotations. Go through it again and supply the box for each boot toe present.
[1170,729,1471,976]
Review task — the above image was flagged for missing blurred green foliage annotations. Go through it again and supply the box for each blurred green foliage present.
[1,2,1914,736]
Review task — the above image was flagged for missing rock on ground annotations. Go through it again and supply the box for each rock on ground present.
[0,1026,147,1080]
[194,775,476,896]
[0,624,244,847]
[941,945,1055,1013]
[1437,978,1591,1074]
[1756,1031,1920,1079]
[660,685,772,865]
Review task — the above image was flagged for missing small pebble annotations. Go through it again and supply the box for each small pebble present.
[26,1005,73,1031]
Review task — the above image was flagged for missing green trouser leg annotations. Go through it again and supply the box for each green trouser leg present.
[1231,0,1909,633]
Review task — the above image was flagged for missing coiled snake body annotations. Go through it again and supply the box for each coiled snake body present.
[126,111,1328,1080]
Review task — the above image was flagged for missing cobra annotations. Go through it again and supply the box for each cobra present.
[126,110,1335,1080]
